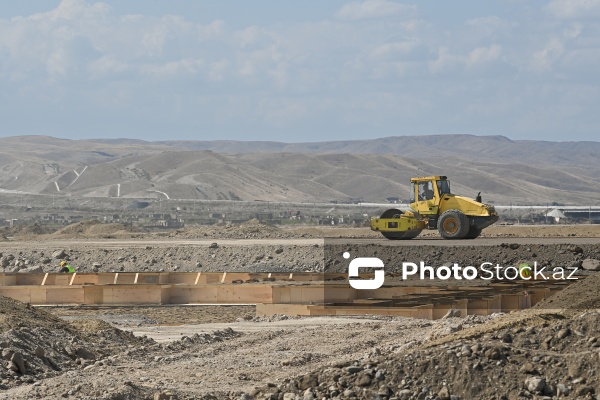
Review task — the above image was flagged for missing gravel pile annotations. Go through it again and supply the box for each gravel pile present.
[0,296,153,393]
[244,316,599,400]
[232,274,600,400]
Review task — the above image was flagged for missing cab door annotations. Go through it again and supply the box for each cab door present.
[413,181,439,216]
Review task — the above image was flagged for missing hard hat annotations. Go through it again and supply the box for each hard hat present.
[60,260,67,267]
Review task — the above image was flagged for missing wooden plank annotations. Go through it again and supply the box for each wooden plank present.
[54,275,71,286]
[0,287,32,303]
[15,274,46,285]
[104,285,162,305]
[30,287,46,304]
[71,273,101,286]
[41,273,49,286]
[83,286,103,305]
[69,273,77,286]
[113,273,136,284]
[169,286,219,303]
[46,287,84,304]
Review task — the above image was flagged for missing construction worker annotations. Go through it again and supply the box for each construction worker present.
[58,260,75,273]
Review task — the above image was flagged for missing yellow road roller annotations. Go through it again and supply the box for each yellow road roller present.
[370,176,498,240]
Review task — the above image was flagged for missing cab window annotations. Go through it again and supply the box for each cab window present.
[437,180,451,195]
[418,182,434,201]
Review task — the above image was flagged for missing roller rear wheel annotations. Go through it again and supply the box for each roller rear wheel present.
[438,210,470,239]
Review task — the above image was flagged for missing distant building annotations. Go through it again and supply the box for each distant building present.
[547,209,567,223]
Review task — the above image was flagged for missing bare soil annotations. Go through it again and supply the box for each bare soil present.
[5,220,600,242]
[49,305,256,327]
[1,273,599,399]
[0,224,599,399]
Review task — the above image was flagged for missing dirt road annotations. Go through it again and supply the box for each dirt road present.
[2,236,599,249]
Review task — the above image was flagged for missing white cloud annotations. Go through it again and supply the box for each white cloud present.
[545,0,600,19]
[562,23,582,39]
[428,47,462,73]
[466,44,502,66]
[140,24,169,56]
[429,45,502,72]
[0,0,599,141]
[465,16,516,36]
[335,0,417,21]
[369,40,419,59]
[530,38,565,71]
[142,58,206,78]
[38,0,111,22]
[208,60,229,82]
[88,55,129,78]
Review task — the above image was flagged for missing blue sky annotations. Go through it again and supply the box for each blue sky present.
[0,0,598,142]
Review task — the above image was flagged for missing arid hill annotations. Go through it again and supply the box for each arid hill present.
[1,135,599,205]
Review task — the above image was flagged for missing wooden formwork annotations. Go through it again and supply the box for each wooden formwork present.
[0,272,574,319]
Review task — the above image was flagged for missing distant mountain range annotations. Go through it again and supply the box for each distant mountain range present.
[0,135,598,205]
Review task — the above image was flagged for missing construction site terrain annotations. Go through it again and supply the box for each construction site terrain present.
[0,223,599,399]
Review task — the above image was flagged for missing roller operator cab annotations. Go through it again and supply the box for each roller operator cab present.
[370,176,498,240]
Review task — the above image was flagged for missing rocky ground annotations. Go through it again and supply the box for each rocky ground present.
[0,274,598,399]
[3,220,600,243]
[0,223,599,399]
[0,298,502,399]
[2,237,600,276]
[0,295,156,398]
[256,272,600,400]
[2,221,600,275]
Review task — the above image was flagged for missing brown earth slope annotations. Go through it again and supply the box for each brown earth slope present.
[2,135,600,204]
[250,273,600,400]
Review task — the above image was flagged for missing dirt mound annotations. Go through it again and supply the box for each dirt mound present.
[0,297,152,391]
[252,311,599,400]
[50,220,146,239]
[243,275,600,400]
[0,224,57,240]
[0,296,68,334]
[0,219,146,240]
[534,271,600,310]
[174,219,295,239]
[239,218,281,234]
